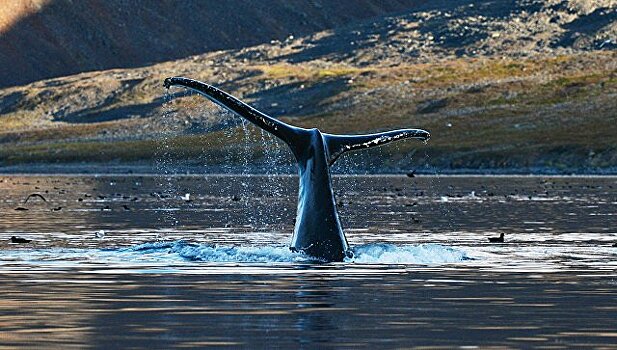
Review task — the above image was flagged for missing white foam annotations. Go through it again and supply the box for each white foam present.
[348,243,469,264]
[0,241,470,267]
[127,241,469,264]
[125,241,308,263]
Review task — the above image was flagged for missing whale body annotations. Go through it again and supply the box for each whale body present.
[164,77,430,261]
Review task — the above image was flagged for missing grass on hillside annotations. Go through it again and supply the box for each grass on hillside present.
[1,52,615,171]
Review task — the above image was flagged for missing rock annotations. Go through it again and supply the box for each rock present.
[416,98,448,114]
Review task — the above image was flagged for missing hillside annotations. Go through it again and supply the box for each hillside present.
[0,0,426,88]
[0,0,616,173]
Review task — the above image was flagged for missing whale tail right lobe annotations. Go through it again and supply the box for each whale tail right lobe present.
[323,129,430,166]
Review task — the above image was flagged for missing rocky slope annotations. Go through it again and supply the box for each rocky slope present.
[0,0,615,173]
[0,0,425,88]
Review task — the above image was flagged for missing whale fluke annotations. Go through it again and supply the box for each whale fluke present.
[324,129,430,165]
[164,77,303,154]
[164,77,430,261]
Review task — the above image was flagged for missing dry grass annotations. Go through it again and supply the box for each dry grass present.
[254,52,616,91]
[1,51,615,171]
[254,63,369,81]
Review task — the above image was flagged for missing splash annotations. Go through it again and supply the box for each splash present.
[125,241,469,264]
[124,240,310,263]
[349,243,469,264]
[0,241,469,267]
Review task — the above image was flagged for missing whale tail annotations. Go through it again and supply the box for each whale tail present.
[164,77,430,261]
[163,77,430,162]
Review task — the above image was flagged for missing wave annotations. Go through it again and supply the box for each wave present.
[349,243,470,264]
[1,241,469,266]
[122,240,309,263]
[122,241,469,264]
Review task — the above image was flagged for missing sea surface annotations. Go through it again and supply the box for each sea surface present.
[0,174,616,348]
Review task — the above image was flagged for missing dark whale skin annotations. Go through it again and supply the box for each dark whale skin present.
[164,77,429,261]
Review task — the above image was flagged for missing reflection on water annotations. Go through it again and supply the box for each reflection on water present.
[0,175,616,348]
[2,269,617,348]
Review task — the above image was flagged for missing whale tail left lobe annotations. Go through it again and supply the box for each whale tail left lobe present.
[163,77,307,157]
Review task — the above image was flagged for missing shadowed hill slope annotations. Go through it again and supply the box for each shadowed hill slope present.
[0,0,430,88]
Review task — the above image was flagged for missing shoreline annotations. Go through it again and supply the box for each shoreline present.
[1,163,616,176]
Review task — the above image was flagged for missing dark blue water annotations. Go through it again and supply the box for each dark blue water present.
[0,175,616,348]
